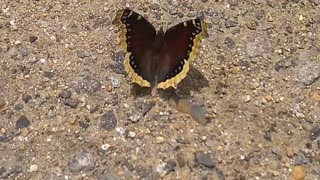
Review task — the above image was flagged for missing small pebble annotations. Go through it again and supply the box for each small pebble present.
[309,126,320,141]
[224,20,238,28]
[68,152,95,173]
[29,35,38,43]
[243,95,251,102]
[101,144,110,151]
[59,90,72,99]
[29,164,38,172]
[63,98,78,108]
[100,111,117,130]
[18,46,28,57]
[291,166,306,180]
[127,131,136,138]
[195,151,215,168]
[16,115,30,129]
[110,76,120,88]
[286,147,294,158]
[156,136,165,144]
[129,114,140,123]
[163,160,176,175]
[291,155,307,165]
[77,50,91,58]
[22,94,32,103]
[43,71,55,79]
[15,104,24,111]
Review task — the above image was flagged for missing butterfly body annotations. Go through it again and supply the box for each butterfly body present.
[114,9,207,89]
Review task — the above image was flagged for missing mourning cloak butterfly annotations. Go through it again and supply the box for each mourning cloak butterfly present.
[114,8,207,89]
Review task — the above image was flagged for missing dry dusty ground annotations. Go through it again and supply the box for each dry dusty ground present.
[0,0,320,179]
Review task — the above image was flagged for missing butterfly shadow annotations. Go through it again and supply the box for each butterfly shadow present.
[175,65,209,97]
[129,65,209,98]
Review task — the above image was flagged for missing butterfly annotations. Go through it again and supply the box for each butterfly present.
[113,8,207,89]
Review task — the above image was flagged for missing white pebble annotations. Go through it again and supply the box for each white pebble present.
[101,144,110,151]
[127,131,136,138]
[29,164,38,172]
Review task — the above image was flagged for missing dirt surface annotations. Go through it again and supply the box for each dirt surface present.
[0,0,320,179]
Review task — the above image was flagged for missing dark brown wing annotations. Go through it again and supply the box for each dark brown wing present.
[114,9,157,87]
[157,19,207,89]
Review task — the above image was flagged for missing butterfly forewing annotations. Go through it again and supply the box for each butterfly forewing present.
[115,9,157,87]
[157,19,206,88]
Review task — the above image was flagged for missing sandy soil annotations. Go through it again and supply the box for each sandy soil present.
[0,0,319,179]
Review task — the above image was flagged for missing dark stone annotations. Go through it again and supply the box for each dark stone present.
[22,94,32,103]
[224,37,236,49]
[100,111,117,130]
[309,126,320,141]
[43,71,55,79]
[14,104,24,111]
[224,20,238,28]
[78,120,90,129]
[59,90,72,99]
[286,26,294,33]
[195,151,215,168]
[16,115,30,129]
[29,35,38,43]
[63,98,78,108]
[274,58,295,71]
[163,160,176,175]
[150,3,160,10]
[68,152,95,173]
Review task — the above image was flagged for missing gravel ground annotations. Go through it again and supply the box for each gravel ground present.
[0,0,320,179]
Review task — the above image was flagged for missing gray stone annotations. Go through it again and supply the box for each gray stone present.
[68,152,95,173]
[296,61,320,86]
[310,126,320,141]
[245,35,271,58]
[59,90,72,99]
[43,71,55,79]
[72,70,101,94]
[100,111,117,130]
[195,151,215,168]
[64,98,78,108]
[224,20,238,28]
[291,154,307,165]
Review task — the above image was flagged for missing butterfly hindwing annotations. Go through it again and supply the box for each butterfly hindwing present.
[114,9,157,87]
[157,19,207,89]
